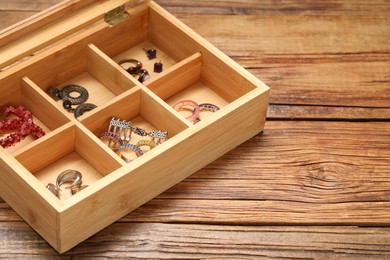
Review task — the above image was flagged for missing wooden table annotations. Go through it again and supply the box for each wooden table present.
[1,0,390,258]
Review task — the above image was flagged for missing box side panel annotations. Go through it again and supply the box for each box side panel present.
[0,153,59,250]
[147,2,270,101]
[58,88,269,253]
[0,0,98,49]
[0,0,139,69]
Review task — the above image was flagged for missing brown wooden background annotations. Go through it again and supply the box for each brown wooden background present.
[1,0,390,258]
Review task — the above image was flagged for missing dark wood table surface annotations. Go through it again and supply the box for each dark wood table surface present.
[1,0,390,258]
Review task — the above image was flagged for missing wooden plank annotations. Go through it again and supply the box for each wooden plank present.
[0,0,64,11]
[267,104,390,120]
[155,0,390,16]
[0,11,38,30]
[0,0,63,32]
[124,120,390,225]
[125,199,390,226]
[165,13,390,107]
[0,0,389,257]
[0,222,389,258]
[2,0,390,15]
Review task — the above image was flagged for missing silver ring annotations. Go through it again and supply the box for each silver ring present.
[46,183,60,198]
[56,169,83,190]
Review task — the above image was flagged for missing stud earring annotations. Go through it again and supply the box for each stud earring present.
[143,48,157,59]
[154,61,163,73]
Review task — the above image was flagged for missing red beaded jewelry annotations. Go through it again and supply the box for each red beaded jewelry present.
[0,105,45,148]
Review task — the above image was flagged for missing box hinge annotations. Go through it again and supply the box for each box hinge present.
[104,5,130,26]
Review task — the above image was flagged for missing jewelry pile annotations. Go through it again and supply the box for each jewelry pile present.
[49,84,97,119]
[118,47,164,83]
[99,117,168,163]
[0,105,45,148]
[46,169,88,199]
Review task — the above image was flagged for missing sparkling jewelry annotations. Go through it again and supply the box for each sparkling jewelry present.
[173,100,200,123]
[148,130,167,144]
[116,120,132,143]
[99,132,123,149]
[100,118,133,149]
[136,139,158,150]
[107,118,132,143]
[118,59,142,75]
[133,126,148,136]
[0,106,45,148]
[0,117,22,131]
[199,103,220,112]
[116,144,144,163]
[193,103,220,123]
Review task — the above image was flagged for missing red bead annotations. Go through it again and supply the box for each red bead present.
[0,105,45,148]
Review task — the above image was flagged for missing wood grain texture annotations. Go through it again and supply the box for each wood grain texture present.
[125,121,390,225]
[173,14,390,108]
[2,120,390,226]
[1,0,389,115]
[0,0,390,258]
[267,104,390,120]
[0,1,62,29]
[154,0,390,117]
[156,0,390,15]
[1,222,390,259]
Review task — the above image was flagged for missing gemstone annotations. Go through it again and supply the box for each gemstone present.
[146,49,157,59]
[154,62,163,73]
[133,127,147,136]
[0,105,45,148]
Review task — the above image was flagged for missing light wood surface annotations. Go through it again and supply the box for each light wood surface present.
[1,0,390,258]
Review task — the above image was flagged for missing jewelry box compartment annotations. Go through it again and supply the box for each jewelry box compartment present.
[22,43,139,121]
[14,123,123,200]
[81,87,189,166]
[0,0,270,253]
[0,77,70,154]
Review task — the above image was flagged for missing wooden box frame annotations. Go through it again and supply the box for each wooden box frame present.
[0,0,269,253]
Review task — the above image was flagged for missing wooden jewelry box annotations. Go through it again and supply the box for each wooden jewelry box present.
[0,0,269,253]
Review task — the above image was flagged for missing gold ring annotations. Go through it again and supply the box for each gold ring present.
[136,139,158,150]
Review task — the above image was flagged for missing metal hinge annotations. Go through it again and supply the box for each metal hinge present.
[104,5,130,26]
